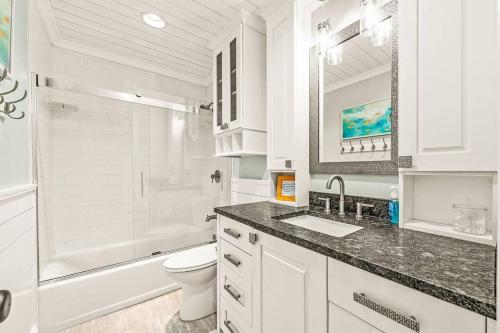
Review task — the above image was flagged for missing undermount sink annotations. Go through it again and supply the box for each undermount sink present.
[280,214,363,237]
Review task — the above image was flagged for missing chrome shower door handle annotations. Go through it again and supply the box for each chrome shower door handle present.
[223,284,241,302]
[353,292,420,332]
[224,254,241,267]
[223,228,240,239]
[140,171,144,197]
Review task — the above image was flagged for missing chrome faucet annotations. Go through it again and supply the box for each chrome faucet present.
[326,175,345,217]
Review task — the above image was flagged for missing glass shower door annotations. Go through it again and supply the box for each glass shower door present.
[37,87,140,281]
[147,106,226,254]
[36,83,229,282]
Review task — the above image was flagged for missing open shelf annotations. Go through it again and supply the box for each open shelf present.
[404,219,495,246]
[214,128,266,157]
[400,171,497,246]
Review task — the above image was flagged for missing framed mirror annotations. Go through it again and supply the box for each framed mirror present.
[310,0,398,175]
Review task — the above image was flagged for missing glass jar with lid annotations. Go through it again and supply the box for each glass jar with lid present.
[452,199,487,235]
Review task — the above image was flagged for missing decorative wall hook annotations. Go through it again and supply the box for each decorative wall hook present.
[0,67,8,82]
[340,141,345,154]
[349,141,354,153]
[359,140,365,152]
[371,139,376,151]
[0,80,18,95]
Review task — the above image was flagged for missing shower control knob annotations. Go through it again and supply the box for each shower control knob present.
[211,170,221,183]
[0,290,12,324]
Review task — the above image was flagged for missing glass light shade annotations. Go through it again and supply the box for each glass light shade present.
[326,44,343,66]
[316,21,331,56]
[370,19,391,46]
[360,0,379,37]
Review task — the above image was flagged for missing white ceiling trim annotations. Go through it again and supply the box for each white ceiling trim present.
[34,0,210,86]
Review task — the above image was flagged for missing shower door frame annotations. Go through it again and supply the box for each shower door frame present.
[31,73,220,284]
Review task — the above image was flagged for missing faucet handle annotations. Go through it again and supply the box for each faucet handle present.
[355,202,375,221]
[318,197,331,213]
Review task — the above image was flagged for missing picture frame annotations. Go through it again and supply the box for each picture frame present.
[341,98,392,140]
[0,0,12,71]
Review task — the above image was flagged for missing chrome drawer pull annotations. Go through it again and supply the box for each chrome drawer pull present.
[224,284,241,302]
[224,254,241,267]
[353,292,420,332]
[224,320,238,333]
[224,228,241,239]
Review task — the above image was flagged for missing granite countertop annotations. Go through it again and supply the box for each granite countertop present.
[214,201,496,319]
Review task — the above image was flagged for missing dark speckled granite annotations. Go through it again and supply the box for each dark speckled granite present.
[214,201,496,319]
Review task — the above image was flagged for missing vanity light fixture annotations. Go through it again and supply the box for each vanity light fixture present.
[360,0,390,46]
[316,20,331,56]
[370,18,391,46]
[326,44,343,66]
[142,12,166,29]
[360,0,379,38]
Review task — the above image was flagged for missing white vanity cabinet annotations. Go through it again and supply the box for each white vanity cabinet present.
[211,11,267,156]
[263,0,310,171]
[256,231,327,333]
[217,215,491,333]
[399,0,499,171]
[328,259,486,333]
[217,215,328,333]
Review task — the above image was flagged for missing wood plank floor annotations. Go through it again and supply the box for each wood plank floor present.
[61,290,216,333]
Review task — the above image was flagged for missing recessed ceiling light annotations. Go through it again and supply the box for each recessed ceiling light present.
[142,13,166,29]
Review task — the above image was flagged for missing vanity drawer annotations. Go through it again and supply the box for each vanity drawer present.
[328,259,485,333]
[220,239,253,284]
[329,303,382,333]
[220,296,252,333]
[219,216,257,255]
[221,262,253,327]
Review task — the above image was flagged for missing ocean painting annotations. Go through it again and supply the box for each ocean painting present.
[0,0,11,70]
[341,98,392,140]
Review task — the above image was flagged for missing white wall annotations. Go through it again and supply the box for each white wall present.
[0,0,38,332]
[311,173,398,199]
[0,191,38,333]
[0,0,31,189]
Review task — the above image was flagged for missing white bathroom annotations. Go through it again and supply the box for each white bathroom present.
[0,0,499,332]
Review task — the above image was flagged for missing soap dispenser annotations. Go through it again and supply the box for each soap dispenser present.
[389,186,399,224]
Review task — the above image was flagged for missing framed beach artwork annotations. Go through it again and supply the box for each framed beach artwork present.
[0,0,11,70]
[341,98,392,140]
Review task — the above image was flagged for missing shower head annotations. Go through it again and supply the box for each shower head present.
[199,102,213,112]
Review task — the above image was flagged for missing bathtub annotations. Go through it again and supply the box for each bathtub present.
[38,253,179,333]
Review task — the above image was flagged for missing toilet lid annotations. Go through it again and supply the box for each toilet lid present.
[163,242,217,272]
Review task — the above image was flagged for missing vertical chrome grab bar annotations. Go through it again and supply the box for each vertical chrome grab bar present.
[353,292,420,332]
[140,171,144,197]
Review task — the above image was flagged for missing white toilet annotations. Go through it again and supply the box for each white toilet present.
[163,242,217,321]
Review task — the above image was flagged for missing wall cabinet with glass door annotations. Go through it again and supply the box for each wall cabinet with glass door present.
[212,11,267,157]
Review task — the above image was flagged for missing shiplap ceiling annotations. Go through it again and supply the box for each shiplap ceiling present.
[41,0,263,86]
[324,34,392,91]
